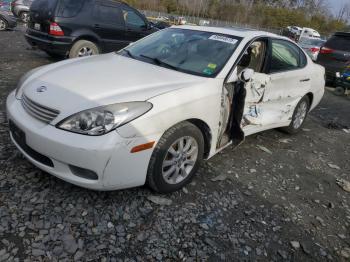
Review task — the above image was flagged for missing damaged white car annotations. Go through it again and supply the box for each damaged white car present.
[7,26,325,193]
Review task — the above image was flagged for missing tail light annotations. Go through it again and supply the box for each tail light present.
[320,47,334,54]
[49,22,64,36]
[309,47,320,53]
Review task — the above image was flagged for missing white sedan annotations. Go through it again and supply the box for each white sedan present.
[7,26,325,193]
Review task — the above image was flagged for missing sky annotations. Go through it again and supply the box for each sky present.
[327,0,348,15]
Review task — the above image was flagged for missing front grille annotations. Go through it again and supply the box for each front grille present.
[21,95,60,123]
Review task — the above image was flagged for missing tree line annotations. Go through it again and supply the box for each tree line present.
[125,0,350,35]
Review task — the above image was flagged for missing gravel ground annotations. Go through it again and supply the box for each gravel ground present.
[0,26,350,261]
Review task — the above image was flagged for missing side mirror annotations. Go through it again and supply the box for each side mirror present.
[239,68,254,82]
[226,68,255,83]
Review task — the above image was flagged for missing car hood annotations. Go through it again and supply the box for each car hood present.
[22,53,206,123]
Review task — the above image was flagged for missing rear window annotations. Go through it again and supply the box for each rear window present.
[325,35,350,52]
[300,38,325,46]
[56,0,84,18]
[270,39,307,73]
[30,0,57,13]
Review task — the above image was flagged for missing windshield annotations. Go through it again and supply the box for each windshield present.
[120,28,241,77]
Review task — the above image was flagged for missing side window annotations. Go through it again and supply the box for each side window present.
[56,0,85,18]
[247,41,267,72]
[269,39,306,73]
[93,4,124,26]
[299,49,307,68]
[121,8,146,28]
[237,40,267,73]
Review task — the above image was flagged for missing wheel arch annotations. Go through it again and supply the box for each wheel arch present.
[305,92,314,109]
[72,35,101,50]
[185,118,212,159]
[18,10,29,16]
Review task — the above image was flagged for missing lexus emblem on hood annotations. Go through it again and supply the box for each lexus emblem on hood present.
[36,86,47,93]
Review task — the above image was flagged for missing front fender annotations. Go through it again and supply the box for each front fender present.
[117,81,222,156]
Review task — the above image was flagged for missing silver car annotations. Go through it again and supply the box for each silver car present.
[298,37,326,61]
[11,0,33,22]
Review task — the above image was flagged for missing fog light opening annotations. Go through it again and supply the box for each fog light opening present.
[69,165,98,180]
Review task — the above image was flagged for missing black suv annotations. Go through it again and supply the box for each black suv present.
[317,32,350,85]
[26,0,158,58]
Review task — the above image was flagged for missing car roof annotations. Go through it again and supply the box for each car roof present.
[172,25,282,39]
[334,32,350,36]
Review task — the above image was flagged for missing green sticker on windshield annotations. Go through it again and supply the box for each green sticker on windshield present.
[203,68,214,75]
[208,63,217,69]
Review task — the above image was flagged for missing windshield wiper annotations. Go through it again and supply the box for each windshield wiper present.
[124,49,135,59]
[140,54,179,71]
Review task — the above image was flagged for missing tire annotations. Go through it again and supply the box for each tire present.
[280,96,310,135]
[146,121,204,193]
[20,12,29,23]
[69,40,99,59]
[0,17,8,31]
[334,86,345,96]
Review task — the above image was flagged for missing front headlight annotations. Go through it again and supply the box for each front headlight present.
[57,102,152,136]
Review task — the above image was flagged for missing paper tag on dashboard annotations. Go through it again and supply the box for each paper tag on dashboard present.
[209,35,238,45]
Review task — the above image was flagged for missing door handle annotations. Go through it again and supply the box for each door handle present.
[300,78,310,82]
[94,24,100,29]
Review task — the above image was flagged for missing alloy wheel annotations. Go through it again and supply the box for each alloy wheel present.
[78,47,94,57]
[293,101,308,129]
[21,12,29,23]
[162,136,198,185]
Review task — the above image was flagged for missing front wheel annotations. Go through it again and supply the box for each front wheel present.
[146,122,204,193]
[281,96,310,134]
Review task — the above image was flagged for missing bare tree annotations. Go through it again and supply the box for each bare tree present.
[337,3,350,22]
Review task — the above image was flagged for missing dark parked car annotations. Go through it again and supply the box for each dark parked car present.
[11,0,33,23]
[26,0,158,58]
[0,10,17,31]
[317,32,350,85]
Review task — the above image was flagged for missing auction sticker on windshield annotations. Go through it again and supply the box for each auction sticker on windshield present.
[209,35,238,45]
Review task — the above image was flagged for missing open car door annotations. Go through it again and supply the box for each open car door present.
[216,39,271,150]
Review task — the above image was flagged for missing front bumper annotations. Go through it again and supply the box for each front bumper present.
[6,92,158,190]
